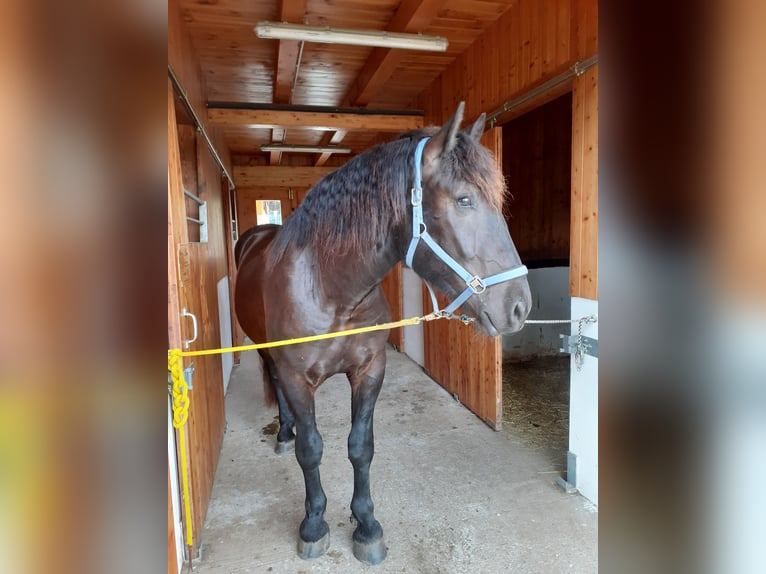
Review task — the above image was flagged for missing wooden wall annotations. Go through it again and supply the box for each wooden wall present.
[418,0,598,297]
[418,0,595,126]
[168,0,233,561]
[503,92,572,265]
[570,65,598,299]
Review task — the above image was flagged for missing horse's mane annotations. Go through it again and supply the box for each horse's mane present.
[268,126,506,270]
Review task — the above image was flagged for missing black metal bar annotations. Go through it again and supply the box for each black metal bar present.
[486,55,598,127]
[169,66,235,190]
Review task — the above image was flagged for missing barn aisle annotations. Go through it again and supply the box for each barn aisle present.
[192,347,596,573]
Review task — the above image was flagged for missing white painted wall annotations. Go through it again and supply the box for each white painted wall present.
[568,296,598,505]
[217,276,233,394]
[401,267,425,367]
[502,267,570,359]
[168,400,184,572]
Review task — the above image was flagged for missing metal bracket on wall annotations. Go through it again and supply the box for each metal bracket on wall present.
[168,361,196,390]
[559,334,598,359]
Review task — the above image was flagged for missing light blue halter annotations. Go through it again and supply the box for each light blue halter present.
[405,137,529,320]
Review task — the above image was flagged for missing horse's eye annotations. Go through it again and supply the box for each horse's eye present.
[457,196,473,208]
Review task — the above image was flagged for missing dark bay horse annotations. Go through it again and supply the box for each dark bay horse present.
[234,103,531,565]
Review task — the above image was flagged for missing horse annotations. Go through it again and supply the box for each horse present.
[234,102,532,565]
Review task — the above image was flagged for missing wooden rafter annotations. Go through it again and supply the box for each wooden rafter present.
[347,0,446,107]
[271,1,307,166]
[315,0,446,165]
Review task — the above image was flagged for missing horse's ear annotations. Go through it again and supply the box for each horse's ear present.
[466,113,486,141]
[423,101,464,165]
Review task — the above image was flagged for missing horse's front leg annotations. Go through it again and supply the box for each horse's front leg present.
[347,351,387,565]
[281,376,330,559]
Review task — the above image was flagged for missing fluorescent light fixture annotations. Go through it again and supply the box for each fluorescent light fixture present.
[255,22,448,52]
[261,143,353,154]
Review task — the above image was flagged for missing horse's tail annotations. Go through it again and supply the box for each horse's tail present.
[259,352,278,408]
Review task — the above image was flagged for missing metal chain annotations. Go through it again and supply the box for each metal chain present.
[526,315,598,371]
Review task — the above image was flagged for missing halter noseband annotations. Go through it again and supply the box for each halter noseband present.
[405,137,529,320]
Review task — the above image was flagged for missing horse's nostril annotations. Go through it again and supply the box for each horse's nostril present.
[513,300,528,322]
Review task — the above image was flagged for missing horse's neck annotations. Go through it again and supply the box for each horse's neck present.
[316,238,400,311]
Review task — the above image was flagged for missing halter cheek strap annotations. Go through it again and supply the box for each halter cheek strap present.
[405,136,528,319]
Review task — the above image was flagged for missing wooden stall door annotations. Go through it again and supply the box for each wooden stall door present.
[423,127,504,429]
[168,83,227,559]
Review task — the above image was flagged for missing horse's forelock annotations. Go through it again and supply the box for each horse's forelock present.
[431,132,506,212]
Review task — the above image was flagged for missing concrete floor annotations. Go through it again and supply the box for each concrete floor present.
[193,347,597,573]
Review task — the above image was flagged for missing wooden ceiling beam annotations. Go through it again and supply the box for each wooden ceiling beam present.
[315,0,445,165]
[346,0,446,107]
[314,130,347,167]
[271,1,307,166]
[208,108,423,132]
[234,166,336,188]
[268,127,286,166]
[273,0,307,104]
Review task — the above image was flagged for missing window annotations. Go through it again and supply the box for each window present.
[256,200,282,225]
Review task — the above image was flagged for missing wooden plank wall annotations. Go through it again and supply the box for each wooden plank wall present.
[423,289,503,428]
[235,187,307,232]
[168,0,232,561]
[417,0,598,293]
[168,0,231,176]
[569,65,598,299]
[503,93,572,264]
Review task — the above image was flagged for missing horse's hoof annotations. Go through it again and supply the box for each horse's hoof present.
[275,439,294,454]
[297,531,330,560]
[353,537,387,565]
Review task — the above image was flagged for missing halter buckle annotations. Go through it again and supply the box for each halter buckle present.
[411,187,422,206]
[467,275,486,294]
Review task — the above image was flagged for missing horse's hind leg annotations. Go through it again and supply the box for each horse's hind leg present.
[261,352,296,453]
[347,351,387,565]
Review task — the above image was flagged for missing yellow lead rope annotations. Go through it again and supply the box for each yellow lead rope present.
[173,314,433,358]
[168,348,194,548]
[167,312,441,550]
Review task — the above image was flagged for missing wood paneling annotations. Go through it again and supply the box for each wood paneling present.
[502,92,572,264]
[236,187,304,232]
[177,0,521,157]
[169,1,233,562]
[170,123,229,557]
[423,290,503,429]
[207,107,424,132]
[418,0,596,126]
[169,0,232,176]
[381,264,404,350]
[569,65,598,298]
[234,166,336,188]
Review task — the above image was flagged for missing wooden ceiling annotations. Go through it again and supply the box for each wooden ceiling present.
[179,0,517,164]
